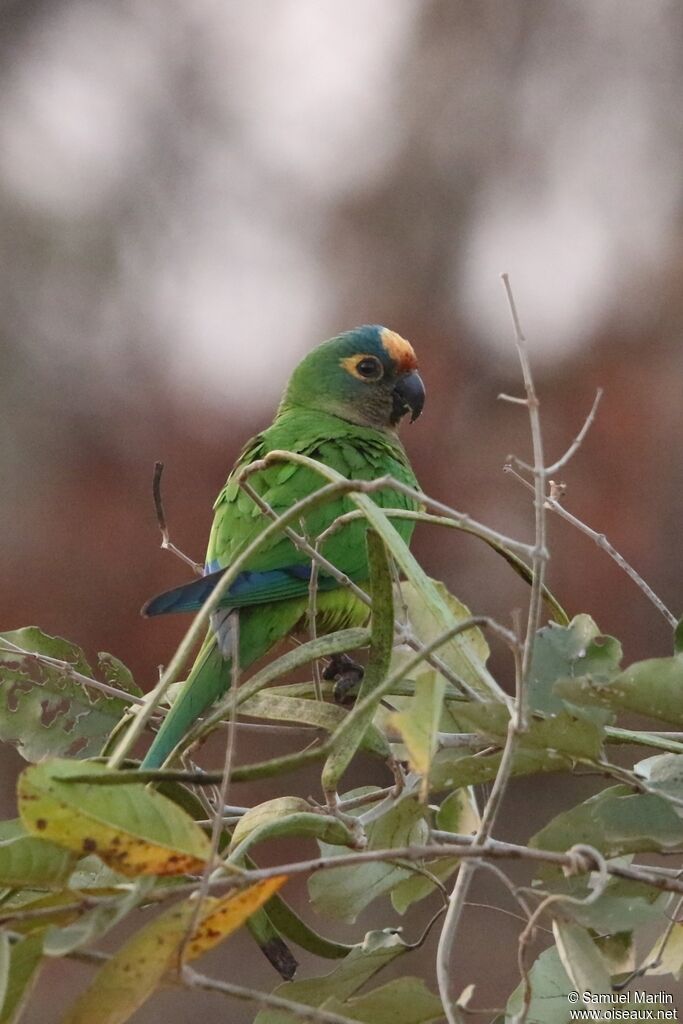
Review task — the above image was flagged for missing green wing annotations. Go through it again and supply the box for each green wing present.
[205,407,420,589]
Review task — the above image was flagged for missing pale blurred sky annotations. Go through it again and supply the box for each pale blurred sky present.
[1,0,681,405]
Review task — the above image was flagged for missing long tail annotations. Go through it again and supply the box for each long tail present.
[141,597,307,769]
[141,629,228,768]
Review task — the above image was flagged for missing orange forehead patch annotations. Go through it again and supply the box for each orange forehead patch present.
[380,328,418,372]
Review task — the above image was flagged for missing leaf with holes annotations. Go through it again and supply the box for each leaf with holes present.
[0,628,140,762]
[555,654,683,727]
[529,615,622,714]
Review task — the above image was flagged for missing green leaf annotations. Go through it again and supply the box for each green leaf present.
[529,615,622,714]
[0,933,43,1024]
[322,531,395,794]
[594,931,634,976]
[389,670,445,798]
[352,497,502,700]
[505,944,573,1024]
[263,893,353,960]
[96,653,139,697]
[229,797,356,861]
[556,655,683,727]
[552,873,666,932]
[254,929,410,1024]
[323,976,444,1023]
[674,616,683,655]
[0,628,139,762]
[246,907,298,981]
[552,920,612,997]
[0,820,74,889]
[18,758,210,876]
[531,785,683,880]
[391,790,478,914]
[430,747,573,791]
[43,877,155,956]
[646,921,683,980]
[452,702,605,760]
[635,753,683,807]
[0,935,10,1016]
[308,795,428,923]
[239,691,389,758]
[396,580,490,684]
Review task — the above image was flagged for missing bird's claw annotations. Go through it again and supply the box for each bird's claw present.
[323,653,364,706]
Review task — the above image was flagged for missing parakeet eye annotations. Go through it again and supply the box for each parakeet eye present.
[355,356,383,379]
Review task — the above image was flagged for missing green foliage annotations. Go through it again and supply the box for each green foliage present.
[308,791,429,923]
[0,628,141,761]
[3,467,683,1022]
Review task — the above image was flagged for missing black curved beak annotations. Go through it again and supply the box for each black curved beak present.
[391,370,425,424]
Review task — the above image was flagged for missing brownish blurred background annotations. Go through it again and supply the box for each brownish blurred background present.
[3,1,683,1018]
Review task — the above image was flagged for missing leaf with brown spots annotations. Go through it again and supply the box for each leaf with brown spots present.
[17,759,210,877]
[61,876,287,1024]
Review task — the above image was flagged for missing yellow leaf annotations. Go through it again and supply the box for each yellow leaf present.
[185,876,287,959]
[62,876,287,1024]
[18,759,210,877]
[389,670,445,798]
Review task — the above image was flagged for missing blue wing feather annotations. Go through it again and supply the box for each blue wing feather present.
[141,564,339,617]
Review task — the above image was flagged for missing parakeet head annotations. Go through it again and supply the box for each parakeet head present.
[280,325,425,431]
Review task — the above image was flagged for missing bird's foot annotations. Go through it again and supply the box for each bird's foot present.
[323,653,364,706]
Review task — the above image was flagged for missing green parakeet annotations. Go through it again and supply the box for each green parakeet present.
[141,325,425,768]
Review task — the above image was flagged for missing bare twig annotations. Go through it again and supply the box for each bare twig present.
[152,462,203,576]
[436,275,548,1024]
[501,272,548,719]
[183,968,359,1024]
[505,463,677,628]
[514,846,608,1024]
[545,388,603,475]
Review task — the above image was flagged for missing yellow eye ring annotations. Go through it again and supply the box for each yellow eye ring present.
[341,354,384,381]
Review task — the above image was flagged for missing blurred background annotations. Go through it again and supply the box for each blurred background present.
[2,0,683,1018]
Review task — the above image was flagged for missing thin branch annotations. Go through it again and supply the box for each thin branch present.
[514,847,609,1024]
[436,275,548,1024]
[545,388,603,475]
[501,272,548,720]
[183,968,359,1024]
[505,463,677,628]
[152,462,203,575]
[498,394,530,406]
[237,472,491,702]
[109,477,387,767]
